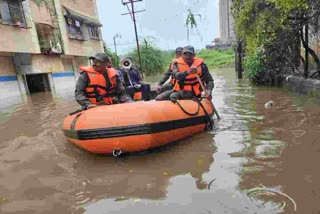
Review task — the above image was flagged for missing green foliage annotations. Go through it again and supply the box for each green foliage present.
[232,0,313,84]
[103,42,120,68]
[185,9,201,40]
[185,9,198,29]
[233,0,281,55]
[267,0,308,12]
[105,48,120,69]
[196,49,235,68]
[128,39,171,76]
[244,51,264,79]
[161,50,175,67]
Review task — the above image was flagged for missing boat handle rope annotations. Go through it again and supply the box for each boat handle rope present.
[196,98,214,130]
[175,99,200,116]
[69,108,83,116]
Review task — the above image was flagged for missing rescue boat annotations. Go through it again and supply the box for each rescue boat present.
[63,99,214,155]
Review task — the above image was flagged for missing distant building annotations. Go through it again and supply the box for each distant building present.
[219,0,235,44]
[206,0,235,50]
[0,0,103,102]
[206,37,233,50]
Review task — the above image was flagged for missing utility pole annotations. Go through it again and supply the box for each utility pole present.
[121,0,145,78]
[237,40,243,79]
[304,24,309,79]
[113,34,121,56]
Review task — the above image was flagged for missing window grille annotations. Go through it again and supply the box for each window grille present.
[88,25,100,40]
[65,16,84,40]
[0,0,26,26]
[36,23,62,54]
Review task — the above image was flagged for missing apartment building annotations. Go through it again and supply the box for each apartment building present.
[0,0,103,103]
[219,0,235,44]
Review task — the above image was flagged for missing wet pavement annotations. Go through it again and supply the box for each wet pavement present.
[0,67,320,213]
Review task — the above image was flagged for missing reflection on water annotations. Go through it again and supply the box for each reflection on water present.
[235,89,320,214]
[0,68,320,213]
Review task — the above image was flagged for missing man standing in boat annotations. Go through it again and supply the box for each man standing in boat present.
[75,53,132,109]
[155,47,183,97]
[156,45,214,102]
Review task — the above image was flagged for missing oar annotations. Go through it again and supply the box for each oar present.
[195,73,221,120]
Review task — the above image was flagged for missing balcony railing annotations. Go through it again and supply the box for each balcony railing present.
[36,23,63,54]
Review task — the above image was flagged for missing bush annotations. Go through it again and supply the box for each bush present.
[244,50,279,85]
[104,48,120,69]
[244,52,264,79]
[196,49,235,68]
[128,40,174,76]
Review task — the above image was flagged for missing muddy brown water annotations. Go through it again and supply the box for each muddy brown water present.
[0,68,320,214]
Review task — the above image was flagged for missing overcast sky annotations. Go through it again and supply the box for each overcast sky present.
[96,0,219,55]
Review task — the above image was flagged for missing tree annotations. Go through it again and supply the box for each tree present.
[185,9,202,41]
[103,41,120,69]
[232,0,320,85]
[128,38,166,76]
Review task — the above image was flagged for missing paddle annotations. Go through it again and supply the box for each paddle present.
[195,73,221,120]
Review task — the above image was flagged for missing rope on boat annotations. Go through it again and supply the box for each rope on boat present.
[175,99,200,116]
[175,98,213,130]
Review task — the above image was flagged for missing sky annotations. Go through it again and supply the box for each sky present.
[96,0,219,55]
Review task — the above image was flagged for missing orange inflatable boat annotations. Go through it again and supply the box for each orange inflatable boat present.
[63,99,214,155]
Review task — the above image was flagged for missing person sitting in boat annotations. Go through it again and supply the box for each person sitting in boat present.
[118,57,151,101]
[75,53,132,110]
[155,47,183,98]
[106,56,124,85]
[156,45,214,102]
[106,56,114,69]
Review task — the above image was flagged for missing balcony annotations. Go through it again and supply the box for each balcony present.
[63,6,102,41]
[36,23,63,55]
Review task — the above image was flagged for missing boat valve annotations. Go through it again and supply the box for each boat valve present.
[112,149,123,157]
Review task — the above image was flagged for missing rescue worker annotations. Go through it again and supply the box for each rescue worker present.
[107,56,124,87]
[156,45,214,102]
[75,53,132,109]
[118,57,151,101]
[155,47,183,95]
[106,56,113,68]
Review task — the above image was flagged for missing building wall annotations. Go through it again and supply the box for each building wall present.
[228,0,235,40]
[219,0,235,43]
[219,0,228,41]
[68,39,103,57]
[52,56,76,98]
[61,0,97,18]
[0,25,37,53]
[0,56,15,76]
[29,0,53,26]
[0,56,21,100]
[0,0,101,102]
[0,1,40,53]
[75,56,89,69]
[52,73,75,98]
[31,55,63,73]
[61,57,74,72]
[54,0,103,56]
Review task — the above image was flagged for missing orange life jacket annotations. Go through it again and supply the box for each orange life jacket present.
[79,66,118,105]
[173,57,204,96]
[133,91,142,101]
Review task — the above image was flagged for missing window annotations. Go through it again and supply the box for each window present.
[0,0,26,27]
[88,25,100,40]
[36,23,62,54]
[65,17,84,40]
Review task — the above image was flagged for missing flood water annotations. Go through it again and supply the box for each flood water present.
[0,67,320,213]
